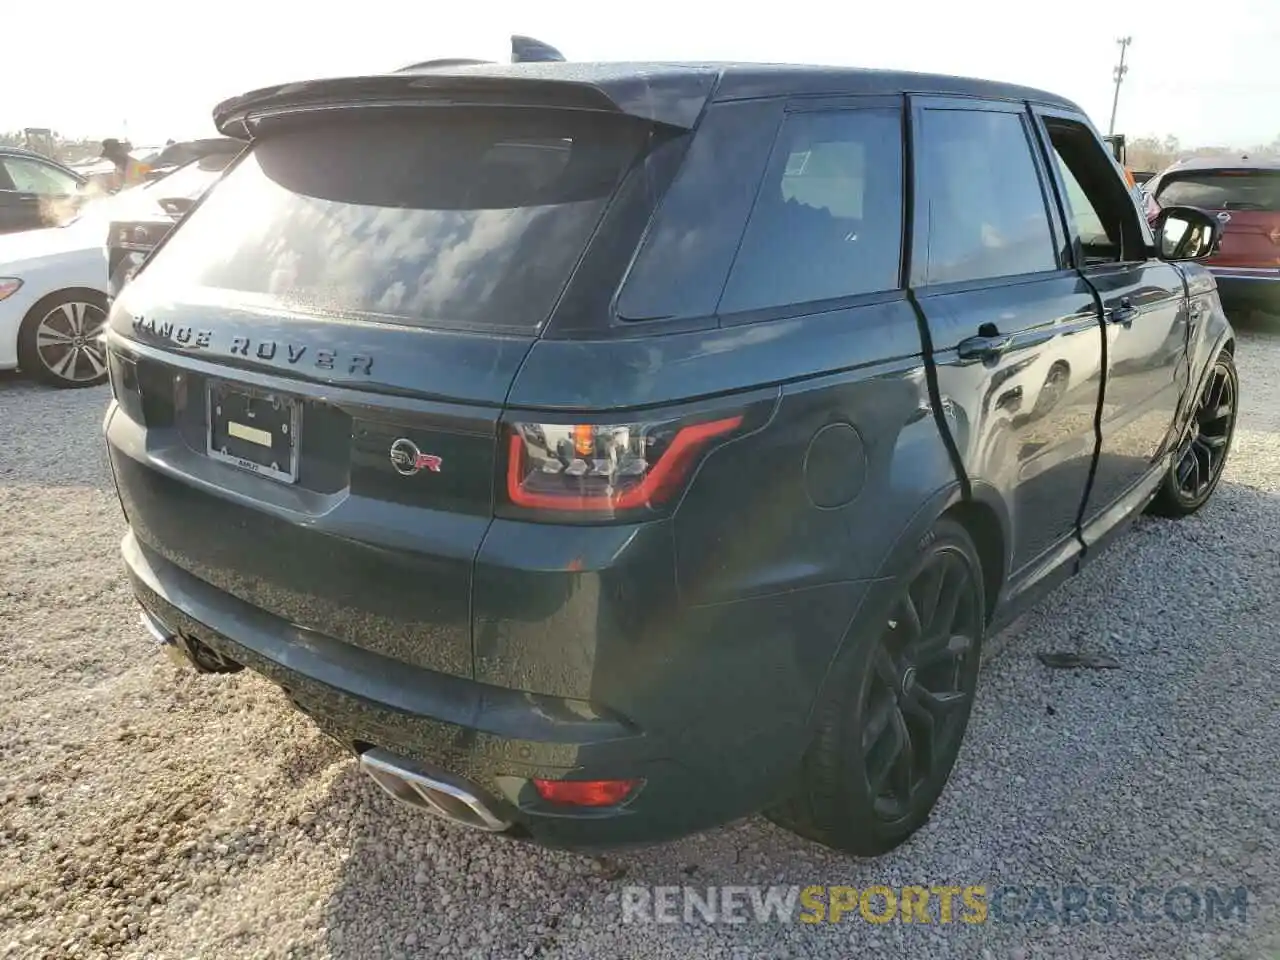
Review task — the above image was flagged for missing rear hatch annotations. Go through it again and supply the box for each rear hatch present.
[1153,168,1280,269]
[107,91,681,679]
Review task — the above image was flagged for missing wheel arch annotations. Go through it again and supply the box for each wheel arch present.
[809,480,1009,707]
[798,479,1009,760]
[939,494,1006,623]
[20,286,110,329]
[866,481,1010,629]
[1185,329,1237,419]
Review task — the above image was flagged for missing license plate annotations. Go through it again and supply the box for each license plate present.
[206,381,300,483]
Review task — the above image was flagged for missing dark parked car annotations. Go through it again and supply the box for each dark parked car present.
[106,153,239,298]
[1145,156,1280,317]
[103,62,1236,856]
[0,146,89,235]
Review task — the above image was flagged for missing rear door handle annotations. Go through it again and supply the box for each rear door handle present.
[1109,298,1138,326]
[957,333,1012,362]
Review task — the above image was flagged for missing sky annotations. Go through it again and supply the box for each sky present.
[3,0,1277,148]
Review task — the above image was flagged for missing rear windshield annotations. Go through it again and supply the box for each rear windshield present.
[1155,170,1280,211]
[142,110,650,333]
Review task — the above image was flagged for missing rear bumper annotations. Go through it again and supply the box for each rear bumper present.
[123,529,877,848]
[1208,267,1280,309]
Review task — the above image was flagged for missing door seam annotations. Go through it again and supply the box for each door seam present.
[1072,272,1108,564]
[906,289,969,499]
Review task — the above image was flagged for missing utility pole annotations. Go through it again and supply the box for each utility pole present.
[1108,36,1132,136]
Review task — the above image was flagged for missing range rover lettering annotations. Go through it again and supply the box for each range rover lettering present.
[103,62,1236,855]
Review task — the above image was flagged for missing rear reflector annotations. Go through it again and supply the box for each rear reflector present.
[532,778,642,807]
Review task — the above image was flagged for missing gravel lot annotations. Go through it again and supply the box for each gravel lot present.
[2,324,1278,960]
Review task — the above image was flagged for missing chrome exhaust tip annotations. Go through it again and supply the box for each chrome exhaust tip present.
[139,609,193,669]
[359,749,512,833]
[138,609,243,674]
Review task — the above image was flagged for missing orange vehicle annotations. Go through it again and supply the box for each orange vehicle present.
[1104,134,1139,186]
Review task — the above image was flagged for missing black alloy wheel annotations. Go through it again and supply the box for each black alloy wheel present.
[1150,352,1238,517]
[861,544,982,822]
[767,518,986,856]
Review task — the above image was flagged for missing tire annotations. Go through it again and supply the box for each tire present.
[1148,351,1238,518]
[17,289,110,388]
[766,517,986,856]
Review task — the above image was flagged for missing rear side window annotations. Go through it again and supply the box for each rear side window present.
[1155,171,1280,211]
[916,109,1058,285]
[2,156,80,196]
[140,110,652,333]
[718,108,903,314]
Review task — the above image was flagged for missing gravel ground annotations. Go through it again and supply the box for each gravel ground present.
[2,323,1279,960]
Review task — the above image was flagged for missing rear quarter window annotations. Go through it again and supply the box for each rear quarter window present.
[137,110,653,333]
[718,107,904,315]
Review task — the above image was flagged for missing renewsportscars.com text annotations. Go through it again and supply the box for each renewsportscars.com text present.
[620,884,1250,926]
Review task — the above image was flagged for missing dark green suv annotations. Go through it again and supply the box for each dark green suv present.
[103,61,1236,856]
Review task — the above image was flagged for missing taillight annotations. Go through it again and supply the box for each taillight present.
[504,414,744,519]
[107,349,145,424]
[1268,226,1280,245]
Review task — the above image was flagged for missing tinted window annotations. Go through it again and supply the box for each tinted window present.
[917,109,1058,284]
[719,108,903,313]
[2,157,80,196]
[615,99,781,322]
[1053,156,1112,248]
[1156,171,1280,211]
[141,111,652,332]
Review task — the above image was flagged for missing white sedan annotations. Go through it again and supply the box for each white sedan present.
[0,215,111,388]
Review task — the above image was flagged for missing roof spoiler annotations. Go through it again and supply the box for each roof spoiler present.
[213,64,715,140]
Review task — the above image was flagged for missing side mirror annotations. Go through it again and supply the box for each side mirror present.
[1151,205,1220,262]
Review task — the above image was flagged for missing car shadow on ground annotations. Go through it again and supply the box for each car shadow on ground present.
[313,478,1280,959]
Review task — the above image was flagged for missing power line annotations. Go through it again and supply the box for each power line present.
[1108,36,1132,136]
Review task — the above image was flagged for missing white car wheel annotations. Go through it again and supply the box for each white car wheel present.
[18,292,110,388]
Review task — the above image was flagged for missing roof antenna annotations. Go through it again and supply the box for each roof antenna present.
[511,35,565,62]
